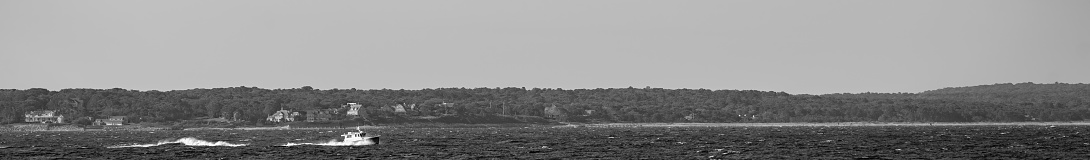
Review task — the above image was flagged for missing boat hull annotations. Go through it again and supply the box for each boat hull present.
[344,136,379,144]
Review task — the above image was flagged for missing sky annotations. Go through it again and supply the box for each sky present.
[2,0,1089,95]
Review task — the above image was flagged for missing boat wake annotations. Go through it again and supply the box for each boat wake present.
[108,137,248,148]
[281,137,378,146]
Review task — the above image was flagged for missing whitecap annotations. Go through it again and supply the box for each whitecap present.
[108,137,247,148]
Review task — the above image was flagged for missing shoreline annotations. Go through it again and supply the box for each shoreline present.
[7,122,1090,131]
[570,122,1090,128]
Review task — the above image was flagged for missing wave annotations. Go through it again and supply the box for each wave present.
[281,137,378,146]
[109,137,248,148]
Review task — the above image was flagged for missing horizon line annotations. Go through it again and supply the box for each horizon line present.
[5,82,1085,95]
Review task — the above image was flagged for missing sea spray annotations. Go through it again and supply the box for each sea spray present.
[108,137,247,148]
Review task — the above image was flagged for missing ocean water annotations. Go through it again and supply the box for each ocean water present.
[2,126,1089,159]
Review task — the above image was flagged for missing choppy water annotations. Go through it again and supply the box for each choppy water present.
[105,136,378,148]
[3,126,1090,159]
[109,137,250,148]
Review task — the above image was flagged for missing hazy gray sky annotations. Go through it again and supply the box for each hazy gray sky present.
[2,0,1088,94]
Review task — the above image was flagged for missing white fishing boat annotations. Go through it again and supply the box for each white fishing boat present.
[341,127,380,144]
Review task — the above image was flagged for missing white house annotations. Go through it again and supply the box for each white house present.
[25,110,64,123]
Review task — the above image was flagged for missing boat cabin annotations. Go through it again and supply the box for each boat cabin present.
[342,132,365,139]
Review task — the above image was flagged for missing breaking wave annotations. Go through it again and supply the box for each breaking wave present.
[109,137,247,148]
[281,137,378,146]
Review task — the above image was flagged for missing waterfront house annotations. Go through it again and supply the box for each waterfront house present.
[544,105,563,119]
[391,104,407,113]
[344,103,363,117]
[94,117,124,125]
[266,110,302,122]
[24,110,64,123]
[95,116,125,125]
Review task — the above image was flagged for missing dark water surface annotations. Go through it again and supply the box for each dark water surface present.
[2,126,1089,159]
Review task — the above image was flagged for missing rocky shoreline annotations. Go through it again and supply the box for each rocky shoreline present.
[0,123,169,131]
[0,124,85,131]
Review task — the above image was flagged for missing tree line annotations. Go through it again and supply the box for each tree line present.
[2,83,1088,125]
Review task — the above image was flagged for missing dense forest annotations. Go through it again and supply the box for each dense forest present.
[2,82,1089,125]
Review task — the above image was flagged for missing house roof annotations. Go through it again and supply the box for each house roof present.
[392,104,406,112]
[96,119,123,123]
[103,120,123,125]
[25,110,55,116]
[270,110,294,116]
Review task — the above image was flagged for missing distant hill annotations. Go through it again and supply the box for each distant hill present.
[917,83,1090,104]
[821,83,1090,104]
[2,83,1089,124]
